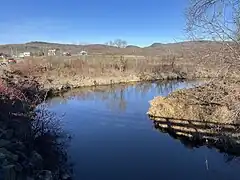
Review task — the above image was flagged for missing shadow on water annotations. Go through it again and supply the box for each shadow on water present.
[33,105,73,179]
[152,118,240,164]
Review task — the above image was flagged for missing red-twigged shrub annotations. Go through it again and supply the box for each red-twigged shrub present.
[0,78,26,101]
[0,70,45,106]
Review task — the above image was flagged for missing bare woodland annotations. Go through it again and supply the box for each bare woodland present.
[186,0,240,74]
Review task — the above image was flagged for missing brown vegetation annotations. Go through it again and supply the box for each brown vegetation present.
[148,80,240,124]
[148,0,240,123]
[0,71,71,179]
[6,40,237,94]
[9,55,188,92]
[147,0,240,149]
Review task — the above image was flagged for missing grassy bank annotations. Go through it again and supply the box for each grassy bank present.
[147,79,240,149]
[10,54,230,95]
[147,79,240,124]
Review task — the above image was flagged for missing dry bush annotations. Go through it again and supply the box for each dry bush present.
[31,104,72,179]
[0,70,72,179]
[186,0,240,75]
[11,54,191,78]
[184,0,240,113]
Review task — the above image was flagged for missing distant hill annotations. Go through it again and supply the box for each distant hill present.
[0,40,227,57]
[148,43,164,48]
[126,45,141,48]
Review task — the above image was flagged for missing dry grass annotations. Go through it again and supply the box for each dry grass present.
[8,45,239,92]
[11,54,194,81]
[148,80,240,124]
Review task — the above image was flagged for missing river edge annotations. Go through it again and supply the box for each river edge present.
[147,79,240,152]
[43,74,213,98]
[0,72,72,180]
[0,69,230,180]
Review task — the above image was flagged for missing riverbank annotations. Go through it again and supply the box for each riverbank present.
[147,79,240,147]
[1,54,239,179]
[9,55,230,95]
[147,79,240,123]
[0,71,71,180]
[0,67,239,179]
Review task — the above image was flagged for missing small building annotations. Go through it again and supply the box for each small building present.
[23,52,32,57]
[79,50,87,56]
[18,52,32,58]
[63,52,71,56]
[18,53,25,58]
[48,49,60,56]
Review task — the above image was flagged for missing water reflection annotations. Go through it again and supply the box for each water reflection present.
[47,80,197,112]
[46,80,240,180]
[33,105,73,179]
[153,120,240,164]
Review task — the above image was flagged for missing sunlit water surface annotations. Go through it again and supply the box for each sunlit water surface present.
[46,80,240,180]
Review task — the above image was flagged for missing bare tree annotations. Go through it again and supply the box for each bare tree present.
[186,0,240,76]
[186,0,240,41]
[185,0,240,124]
[113,39,127,48]
[105,39,127,48]
[105,40,115,46]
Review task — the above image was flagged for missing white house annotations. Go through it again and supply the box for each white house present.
[48,49,60,56]
[79,50,87,56]
[23,52,32,57]
[18,52,32,58]
[18,53,25,58]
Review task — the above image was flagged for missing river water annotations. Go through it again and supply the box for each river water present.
[46,80,240,180]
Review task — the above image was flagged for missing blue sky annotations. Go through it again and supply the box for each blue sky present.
[0,0,188,46]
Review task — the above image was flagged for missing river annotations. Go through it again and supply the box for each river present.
[45,80,240,180]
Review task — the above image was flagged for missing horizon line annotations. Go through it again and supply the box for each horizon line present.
[0,39,222,47]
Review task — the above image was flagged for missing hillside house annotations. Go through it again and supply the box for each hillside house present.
[63,52,71,56]
[23,52,32,57]
[18,52,32,58]
[79,50,88,56]
[48,49,60,56]
[18,53,25,58]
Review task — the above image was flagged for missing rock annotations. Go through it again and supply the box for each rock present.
[5,129,14,139]
[0,128,5,138]
[30,151,43,169]
[37,170,53,180]
[0,148,18,161]
[15,151,28,161]
[14,141,26,151]
[0,152,6,159]
[62,173,71,180]
[6,141,26,152]
[1,159,10,166]
[0,139,11,148]
[14,163,23,172]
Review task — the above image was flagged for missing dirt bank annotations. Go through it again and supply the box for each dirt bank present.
[147,79,240,146]
[40,72,187,95]
[148,80,240,124]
